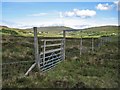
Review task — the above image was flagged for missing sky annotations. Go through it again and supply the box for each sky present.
[1,1,119,29]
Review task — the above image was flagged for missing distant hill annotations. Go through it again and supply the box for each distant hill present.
[1,25,118,37]
[0,25,8,29]
[31,25,118,32]
[79,25,118,32]
[28,26,72,32]
[1,25,118,32]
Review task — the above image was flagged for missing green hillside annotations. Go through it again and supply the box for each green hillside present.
[0,25,118,38]
[0,26,71,37]
[1,25,119,88]
[69,25,118,38]
[2,33,119,88]
[30,26,72,32]
[81,25,118,31]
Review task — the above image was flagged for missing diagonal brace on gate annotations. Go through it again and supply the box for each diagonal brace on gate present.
[25,27,65,76]
[25,27,41,76]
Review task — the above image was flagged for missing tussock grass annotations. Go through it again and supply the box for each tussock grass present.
[2,34,119,88]
[1,26,119,88]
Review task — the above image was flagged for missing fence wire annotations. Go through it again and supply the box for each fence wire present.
[2,35,117,82]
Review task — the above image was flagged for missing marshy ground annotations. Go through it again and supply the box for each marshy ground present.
[2,35,119,88]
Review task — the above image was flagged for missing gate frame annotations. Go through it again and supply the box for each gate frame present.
[25,27,65,76]
[25,28,96,75]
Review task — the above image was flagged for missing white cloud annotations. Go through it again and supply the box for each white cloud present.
[114,0,119,5]
[2,16,117,29]
[114,0,120,11]
[115,1,120,11]
[96,1,120,11]
[114,1,118,5]
[64,11,75,17]
[28,13,47,16]
[61,9,96,18]
[73,9,96,18]
[96,3,113,10]
[2,17,117,29]
[2,10,117,29]
[59,12,63,18]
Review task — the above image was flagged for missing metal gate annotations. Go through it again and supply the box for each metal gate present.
[39,38,64,71]
[25,27,65,75]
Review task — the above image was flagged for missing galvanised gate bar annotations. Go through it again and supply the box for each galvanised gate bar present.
[25,27,65,75]
[39,38,64,71]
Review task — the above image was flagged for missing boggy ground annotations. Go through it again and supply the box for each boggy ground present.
[2,35,119,88]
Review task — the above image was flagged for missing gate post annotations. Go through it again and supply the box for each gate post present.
[63,30,66,60]
[33,27,41,71]
[25,27,40,76]
[43,40,46,66]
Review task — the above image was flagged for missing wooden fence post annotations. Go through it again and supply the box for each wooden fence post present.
[101,37,103,46]
[33,27,41,71]
[63,30,66,60]
[25,27,40,76]
[92,37,94,52]
[80,36,82,56]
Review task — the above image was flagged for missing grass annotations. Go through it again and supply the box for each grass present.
[2,34,119,88]
[1,26,119,88]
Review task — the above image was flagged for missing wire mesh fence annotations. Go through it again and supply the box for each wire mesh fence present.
[2,33,118,85]
[2,61,34,81]
[65,36,117,60]
[2,36,35,82]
